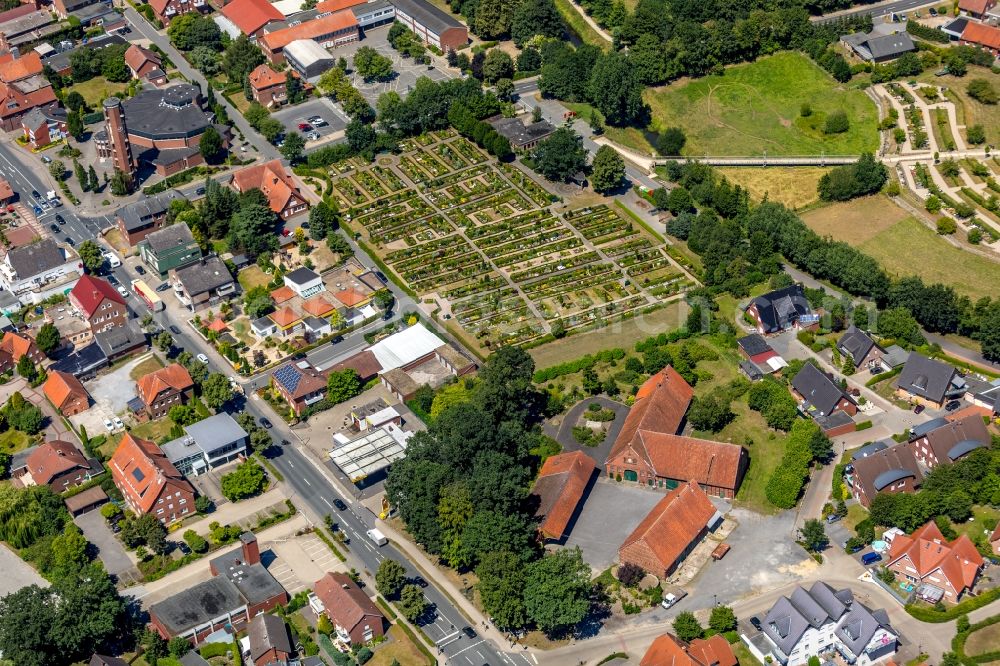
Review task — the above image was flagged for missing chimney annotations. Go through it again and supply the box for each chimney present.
[240,532,260,565]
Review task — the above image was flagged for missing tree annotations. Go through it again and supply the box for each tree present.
[110,168,130,196]
[286,71,305,104]
[220,460,267,501]
[673,611,703,642]
[67,110,84,140]
[121,513,168,552]
[709,605,737,633]
[397,584,428,622]
[5,392,42,432]
[967,78,997,104]
[65,91,86,112]
[229,202,278,258]
[48,159,65,182]
[73,160,88,191]
[201,373,234,409]
[87,165,99,192]
[967,124,986,144]
[687,389,735,433]
[155,331,173,352]
[589,52,647,126]
[824,110,850,134]
[473,0,517,39]
[375,559,407,599]
[354,46,394,81]
[199,126,225,164]
[168,403,197,426]
[168,636,192,658]
[327,369,362,404]
[518,47,541,73]
[482,49,514,84]
[531,128,587,182]
[35,322,60,355]
[188,45,220,75]
[510,0,564,45]
[657,128,686,156]
[373,289,395,311]
[183,529,208,553]
[523,548,590,636]
[281,131,306,163]
[308,200,340,240]
[590,145,625,194]
[77,240,105,274]
[979,303,1000,362]
[801,519,828,552]
[616,562,643,586]
[476,550,527,629]
[15,355,37,382]
[222,34,265,83]
[168,13,222,51]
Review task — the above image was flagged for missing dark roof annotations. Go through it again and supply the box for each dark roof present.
[284,266,320,286]
[851,440,889,461]
[144,223,196,254]
[909,417,949,439]
[739,360,764,381]
[866,32,915,59]
[897,353,957,404]
[737,334,772,357]
[148,576,245,636]
[489,116,556,147]
[389,0,464,34]
[814,410,856,433]
[118,190,184,232]
[249,614,293,662]
[837,325,880,367]
[121,84,213,141]
[90,655,130,666]
[943,17,969,33]
[792,362,854,417]
[178,652,211,666]
[49,342,107,377]
[6,238,67,277]
[748,284,813,333]
[852,443,921,497]
[173,256,233,296]
[43,34,128,72]
[94,319,146,357]
[209,551,286,606]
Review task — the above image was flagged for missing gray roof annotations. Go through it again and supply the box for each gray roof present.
[248,614,293,662]
[303,315,329,330]
[6,238,67,278]
[909,417,949,439]
[835,599,894,658]
[284,266,320,286]
[851,440,889,461]
[94,319,146,357]
[119,190,184,232]
[792,362,853,417]
[148,575,245,636]
[737,333,772,357]
[851,441,921,496]
[867,32,915,60]
[389,0,464,34]
[144,223,196,253]
[882,345,909,368]
[897,353,957,403]
[749,285,812,333]
[184,413,248,450]
[49,342,107,377]
[814,410,856,433]
[284,38,335,68]
[489,116,556,147]
[838,326,880,366]
[178,653,210,666]
[208,555,286,606]
[121,84,213,141]
[943,17,968,34]
[739,359,764,381]
[174,256,234,296]
[43,33,127,72]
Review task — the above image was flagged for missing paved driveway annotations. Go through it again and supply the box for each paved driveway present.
[544,397,628,467]
[75,510,139,583]
[0,543,47,596]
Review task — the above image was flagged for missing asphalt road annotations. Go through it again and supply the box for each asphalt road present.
[813,0,941,21]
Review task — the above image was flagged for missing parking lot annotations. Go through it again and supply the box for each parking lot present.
[0,543,48,597]
[272,98,347,146]
[74,510,139,583]
[267,532,346,594]
[338,26,450,107]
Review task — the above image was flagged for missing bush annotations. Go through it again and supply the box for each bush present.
[936,217,956,234]
[824,111,850,134]
[617,562,643,587]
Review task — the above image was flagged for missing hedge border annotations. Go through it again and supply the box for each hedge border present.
[314,526,347,562]
[376,596,437,665]
[907,586,1000,622]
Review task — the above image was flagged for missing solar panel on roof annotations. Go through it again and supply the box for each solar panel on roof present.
[273,364,301,393]
[132,467,145,482]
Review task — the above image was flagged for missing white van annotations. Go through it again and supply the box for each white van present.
[366,528,388,547]
[661,593,678,609]
[103,251,121,268]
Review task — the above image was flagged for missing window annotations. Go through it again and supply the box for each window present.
[179,498,186,504]
[157,508,164,514]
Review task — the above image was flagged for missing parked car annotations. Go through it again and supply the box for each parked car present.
[41,155,52,164]
[945,400,962,412]
[55,214,65,225]
[156,283,171,292]
[260,417,273,429]
[117,286,129,298]
[750,617,762,631]
[298,122,312,131]
[113,416,124,430]
[844,541,864,554]
[49,224,59,233]
[103,419,114,432]
[196,353,209,364]
[308,132,320,141]
[169,325,181,334]
[310,117,327,127]
[33,206,42,215]
[412,576,428,588]
[64,237,75,246]
[333,498,347,511]
[929,7,937,14]
[195,186,206,195]
[913,404,925,414]
[135,265,146,275]
[826,513,842,524]
[374,271,388,284]
[861,552,882,565]
[462,627,476,639]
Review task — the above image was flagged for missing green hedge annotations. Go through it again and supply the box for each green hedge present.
[199,641,233,658]
[856,420,873,431]
[314,527,347,562]
[533,348,627,382]
[865,365,902,387]
[907,587,1000,622]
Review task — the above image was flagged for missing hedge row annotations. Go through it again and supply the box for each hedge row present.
[907,586,1000,622]
[533,348,627,382]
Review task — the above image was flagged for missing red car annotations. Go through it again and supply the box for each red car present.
[297,122,311,131]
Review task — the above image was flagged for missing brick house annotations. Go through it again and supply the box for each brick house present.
[271,361,327,416]
[312,572,386,645]
[391,0,468,51]
[15,440,95,492]
[0,330,44,373]
[847,443,922,508]
[149,0,206,25]
[531,450,597,542]
[259,11,359,63]
[247,614,293,666]
[744,284,817,334]
[220,0,283,38]
[642,633,737,666]
[907,414,990,470]
[604,367,748,498]
[618,481,722,578]
[247,64,288,108]
[116,190,185,247]
[230,159,309,219]
[69,274,128,334]
[20,104,67,149]
[896,353,960,409]
[124,44,166,85]
[110,433,196,523]
[43,369,90,416]
[837,326,888,372]
[135,363,195,421]
[790,362,858,418]
[886,521,983,601]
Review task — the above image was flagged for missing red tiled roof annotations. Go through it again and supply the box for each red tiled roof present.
[248,63,285,90]
[3,225,38,247]
[641,633,738,666]
[0,80,56,121]
[619,481,719,574]
[315,0,365,12]
[333,288,367,307]
[136,363,194,407]
[25,440,88,486]
[688,636,738,666]
[0,331,38,361]
[124,44,160,75]
[110,433,193,514]
[0,52,41,83]
[887,521,984,596]
[70,274,125,319]
[206,318,228,333]
[959,0,993,14]
[963,21,1000,49]
[303,295,336,316]
[532,451,597,540]
[148,0,171,15]
[270,285,295,304]
[231,159,304,216]
[43,370,88,411]
[260,10,358,51]
[222,0,284,36]
[270,306,301,328]
[313,572,384,634]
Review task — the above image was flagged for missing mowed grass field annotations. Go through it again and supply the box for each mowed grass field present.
[718,167,831,210]
[965,622,1000,657]
[799,195,909,244]
[919,65,1000,146]
[643,52,879,156]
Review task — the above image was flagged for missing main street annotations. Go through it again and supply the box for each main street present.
[813,0,941,21]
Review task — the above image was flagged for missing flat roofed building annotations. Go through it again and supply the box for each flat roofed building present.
[161,412,249,476]
[284,38,336,79]
[389,0,467,51]
[329,423,413,483]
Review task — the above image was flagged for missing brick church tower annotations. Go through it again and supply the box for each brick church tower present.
[102,97,136,183]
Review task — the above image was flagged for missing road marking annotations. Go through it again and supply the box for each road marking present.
[288,461,294,468]
[322,497,332,507]
[303,478,311,486]
[531,653,538,665]
[435,631,461,647]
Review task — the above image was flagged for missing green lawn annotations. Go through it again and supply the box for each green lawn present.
[128,418,176,444]
[643,52,879,156]
[552,0,611,49]
[65,77,129,109]
[237,265,271,291]
[950,505,1000,543]
[918,65,1000,147]
[0,430,30,455]
[128,354,165,381]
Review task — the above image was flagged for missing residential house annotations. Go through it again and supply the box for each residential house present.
[736,333,788,374]
[219,0,283,38]
[14,440,96,492]
[896,353,961,408]
[53,0,99,19]
[43,369,90,416]
[488,116,556,151]
[150,533,288,641]
[846,444,922,508]
[311,572,386,645]
[259,11,360,63]
[531,450,597,542]
[69,274,128,334]
[989,523,1000,557]
[161,412,248,475]
[303,316,331,342]
[745,582,897,666]
[0,330,43,373]
[961,21,1000,54]
[0,49,56,132]
[907,414,990,469]
[791,362,858,418]
[618,481,722,577]
[604,367,748,498]
[247,64,289,107]
[20,104,67,149]
[837,326,887,372]
[149,0,206,25]
[641,633,737,666]
[283,267,324,298]
[0,12,61,76]
[170,256,237,311]
[350,398,401,431]
[231,159,309,219]
[110,432,196,523]
[135,362,195,420]
[94,319,147,361]
[958,0,995,19]
[251,316,279,338]
[247,614,293,666]
[139,224,202,278]
[0,238,81,304]
[390,0,468,51]
[272,361,327,416]
[269,306,303,338]
[116,190,185,247]
[841,24,915,62]
[124,44,166,86]
[0,177,12,205]
[744,284,817,335]
[49,341,108,379]
[886,521,983,602]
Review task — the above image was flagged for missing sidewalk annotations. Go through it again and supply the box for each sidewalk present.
[178,487,289,537]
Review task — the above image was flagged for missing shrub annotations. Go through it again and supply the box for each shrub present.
[617,562,644,587]
[824,111,850,134]
[936,217,956,234]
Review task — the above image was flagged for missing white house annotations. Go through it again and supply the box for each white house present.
[0,238,81,304]
[744,582,897,666]
[283,267,324,299]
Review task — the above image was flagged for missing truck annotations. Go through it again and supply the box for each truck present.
[131,279,164,312]
[45,191,61,207]
[366,528,388,547]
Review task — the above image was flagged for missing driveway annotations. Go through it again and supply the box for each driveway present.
[0,376,76,444]
[545,397,629,467]
[86,352,154,415]
[75,510,139,583]
[562,478,666,573]
[0,543,47,596]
